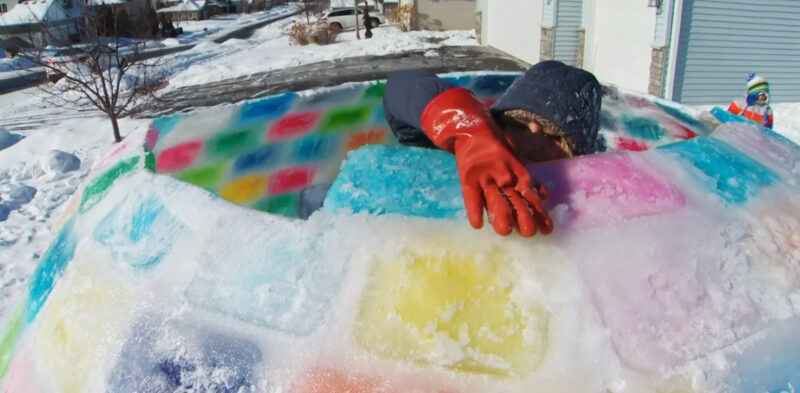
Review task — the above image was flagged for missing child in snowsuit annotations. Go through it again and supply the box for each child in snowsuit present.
[383,60,602,238]
[727,73,774,129]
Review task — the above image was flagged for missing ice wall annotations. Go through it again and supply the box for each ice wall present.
[1,74,797,393]
[144,74,714,218]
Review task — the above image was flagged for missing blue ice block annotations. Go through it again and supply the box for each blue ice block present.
[323,145,464,219]
[658,138,779,205]
[727,319,800,393]
[93,195,185,270]
[27,220,76,322]
[710,106,759,127]
[185,232,344,335]
[108,319,262,393]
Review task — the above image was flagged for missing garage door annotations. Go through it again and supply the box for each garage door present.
[553,0,582,66]
[672,0,800,104]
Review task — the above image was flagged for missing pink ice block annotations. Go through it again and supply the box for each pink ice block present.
[531,152,686,230]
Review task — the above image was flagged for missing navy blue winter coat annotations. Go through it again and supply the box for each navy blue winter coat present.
[383,61,602,155]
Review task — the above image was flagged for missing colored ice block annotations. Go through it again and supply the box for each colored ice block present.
[108,319,262,393]
[659,138,779,205]
[185,232,344,335]
[207,129,261,159]
[268,111,322,142]
[323,146,463,218]
[533,152,686,230]
[34,261,135,393]
[156,141,204,173]
[571,221,767,372]
[356,247,549,378]
[711,122,800,179]
[267,166,315,195]
[220,174,269,204]
[471,74,518,96]
[80,156,141,212]
[726,319,800,393]
[93,195,185,270]
[239,92,295,123]
[26,220,76,322]
[325,146,686,230]
[234,145,281,174]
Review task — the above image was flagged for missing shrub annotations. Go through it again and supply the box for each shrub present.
[387,5,415,32]
[289,20,338,46]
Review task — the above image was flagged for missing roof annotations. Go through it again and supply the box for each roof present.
[156,0,205,12]
[0,0,69,26]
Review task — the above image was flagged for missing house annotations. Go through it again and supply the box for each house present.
[477,0,800,105]
[85,0,148,21]
[0,0,19,14]
[390,0,474,30]
[155,0,227,20]
[0,0,77,48]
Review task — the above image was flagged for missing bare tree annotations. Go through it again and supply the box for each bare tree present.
[14,4,167,143]
[300,0,327,24]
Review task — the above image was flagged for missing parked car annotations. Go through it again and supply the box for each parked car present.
[320,8,387,32]
[42,44,134,81]
[43,47,89,66]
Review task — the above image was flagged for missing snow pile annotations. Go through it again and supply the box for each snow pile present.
[0,117,150,322]
[0,127,23,151]
[40,150,80,177]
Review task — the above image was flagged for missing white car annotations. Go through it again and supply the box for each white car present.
[321,8,387,32]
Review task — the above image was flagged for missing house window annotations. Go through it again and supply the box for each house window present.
[1,3,7,12]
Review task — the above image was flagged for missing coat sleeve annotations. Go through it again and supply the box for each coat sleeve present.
[383,69,456,148]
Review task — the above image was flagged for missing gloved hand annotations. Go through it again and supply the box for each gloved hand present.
[421,87,553,237]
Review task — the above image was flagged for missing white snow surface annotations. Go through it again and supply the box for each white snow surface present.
[159,21,478,89]
[0,0,67,26]
[0,116,150,322]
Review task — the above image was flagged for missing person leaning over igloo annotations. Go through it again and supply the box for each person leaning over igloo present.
[382,61,603,237]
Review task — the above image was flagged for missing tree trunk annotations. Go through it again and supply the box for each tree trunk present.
[354,3,360,39]
[110,113,122,143]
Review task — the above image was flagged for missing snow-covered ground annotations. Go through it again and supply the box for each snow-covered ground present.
[0,4,300,76]
[158,20,477,89]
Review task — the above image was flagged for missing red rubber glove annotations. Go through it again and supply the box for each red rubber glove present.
[421,87,553,237]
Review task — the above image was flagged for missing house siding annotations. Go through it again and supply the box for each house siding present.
[582,0,656,93]
[672,0,800,104]
[484,0,542,65]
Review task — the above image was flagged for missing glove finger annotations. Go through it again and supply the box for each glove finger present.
[505,188,536,237]
[534,181,549,201]
[520,187,553,235]
[461,184,485,229]
[483,183,513,236]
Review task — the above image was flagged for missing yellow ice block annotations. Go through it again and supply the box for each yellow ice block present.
[356,248,549,379]
[34,258,134,393]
